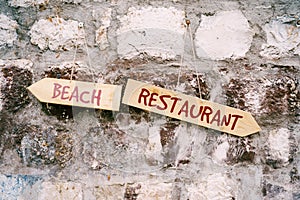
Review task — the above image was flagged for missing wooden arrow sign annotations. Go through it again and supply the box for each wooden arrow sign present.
[28,78,122,111]
[122,79,261,137]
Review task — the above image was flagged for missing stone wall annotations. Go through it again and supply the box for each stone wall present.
[0,0,299,199]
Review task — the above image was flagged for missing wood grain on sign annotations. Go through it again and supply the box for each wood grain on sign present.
[122,79,261,137]
[28,78,122,111]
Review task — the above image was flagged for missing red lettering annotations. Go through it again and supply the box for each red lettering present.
[52,83,62,98]
[221,114,231,126]
[61,86,70,100]
[178,100,189,117]
[201,106,213,123]
[157,95,171,110]
[149,93,158,107]
[138,88,150,106]
[91,90,101,106]
[80,91,90,103]
[210,110,221,126]
[69,86,79,102]
[230,115,243,130]
[170,97,182,113]
[190,105,203,119]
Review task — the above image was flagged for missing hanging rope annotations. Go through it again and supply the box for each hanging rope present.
[187,20,202,99]
[82,26,96,84]
[70,22,96,84]
[177,22,188,89]
[70,37,78,82]
[177,19,202,99]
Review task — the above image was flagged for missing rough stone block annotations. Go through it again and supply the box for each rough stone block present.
[94,184,125,200]
[8,0,48,8]
[260,15,300,59]
[0,174,42,200]
[225,70,299,117]
[265,128,294,168]
[35,181,83,200]
[29,17,85,51]
[3,124,74,168]
[262,181,292,200]
[211,134,256,165]
[195,10,253,60]
[186,173,238,199]
[0,59,33,113]
[117,7,185,59]
[122,181,173,200]
[0,14,18,48]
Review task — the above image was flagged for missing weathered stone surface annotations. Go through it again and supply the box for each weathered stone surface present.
[0,174,42,200]
[33,181,83,200]
[117,7,185,59]
[94,57,211,170]
[131,181,173,200]
[260,15,300,59]
[62,0,83,4]
[29,17,85,51]
[16,124,73,168]
[186,173,238,199]
[211,134,229,163]
[0,14,18,48]
[233,166,263,199]
[0,59,33,113]
[93,181,172,200]
[262,181,292,200]
[102,57,210,99]
[211,134,256,165]
[265,128,294,168]
[8,0,48,8]
[82,121,164,172]
[94,184,124,200]
[225,68,299,117]
[195,10,253,60]
[0,1,299,199]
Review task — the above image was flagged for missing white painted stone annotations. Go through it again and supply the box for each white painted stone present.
[260,20,300,59]
[29,16,85,51]
[96,8,112,50]
[212,135,230,163]
[174,123,194,166]
[0,14,18,48]
[8,0,48,7]
[195,10,253,60]
[145,119,164,166]
[266,128,291,166]
[186,173,238,199]
[36,181,83,200]
[117,6,185,59]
